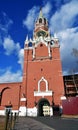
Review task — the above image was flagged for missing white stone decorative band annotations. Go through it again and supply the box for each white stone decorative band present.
[20,98,26,101]
[34,91,52,97]
[61,96,66,100]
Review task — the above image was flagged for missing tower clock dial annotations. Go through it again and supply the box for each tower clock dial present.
[37,30,46,37]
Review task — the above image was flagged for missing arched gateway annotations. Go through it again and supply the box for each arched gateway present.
[38,98,50,116]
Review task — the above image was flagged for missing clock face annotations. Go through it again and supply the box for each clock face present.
[37,30,46,37]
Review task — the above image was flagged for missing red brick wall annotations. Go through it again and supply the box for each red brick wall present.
[0,82,22,110]
[0,43,64,112]
[35,43,48,58]
[23,43,64,108]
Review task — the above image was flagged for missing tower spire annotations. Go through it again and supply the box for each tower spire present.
[39,7,44,19]
[33,7,49,38]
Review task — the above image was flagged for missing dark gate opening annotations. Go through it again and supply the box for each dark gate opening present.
[38,98,50,116]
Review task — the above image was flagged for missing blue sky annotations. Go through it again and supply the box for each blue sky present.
[0,0,78,83]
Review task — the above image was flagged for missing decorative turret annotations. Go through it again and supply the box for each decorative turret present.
[24,8,59,49]
[33,8,50,38]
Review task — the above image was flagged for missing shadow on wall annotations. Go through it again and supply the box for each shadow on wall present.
[0,87,10,106]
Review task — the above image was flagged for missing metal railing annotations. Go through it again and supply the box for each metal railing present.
[4,112,17,130]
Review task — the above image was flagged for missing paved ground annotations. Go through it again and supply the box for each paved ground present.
[34,116,78,130]
[14,116,78,130]
[14,117,54,130]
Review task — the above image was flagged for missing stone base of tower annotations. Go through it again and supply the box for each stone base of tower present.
[27,107,37,117]
[19,106,26,116]
[19,97,27,116]
[19,106,37,116]
[19,106,53,117]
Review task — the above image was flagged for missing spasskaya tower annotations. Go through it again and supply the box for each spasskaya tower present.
[19,8,64,116]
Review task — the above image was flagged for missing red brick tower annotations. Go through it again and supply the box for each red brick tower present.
[20,9,64,116]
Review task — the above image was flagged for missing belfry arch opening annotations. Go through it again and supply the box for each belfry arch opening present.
[38,98,50,116]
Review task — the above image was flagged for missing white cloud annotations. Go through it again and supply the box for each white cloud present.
[0,0,78,80]
[3,36,24,70]
[1,12,13,30]
[57,27,78,75]
[50,0,78,33]
[3,36,21,55]
[0,35,2,45]
[0,68,22,83]
[3,37,16,55]
[23,1,52,31]
[23,6,39,31]
[0,12,13,42]
[0,12,24,82]
[47,0,78,75]
[42,2,52,18]
[18,49,24,69]
[72,48,78,57]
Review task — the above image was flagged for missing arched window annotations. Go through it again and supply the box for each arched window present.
[44,18,46,24]
[28,42,32,47]
[38,77,48,92]
[39,18,42,23]
[50,40,54,45]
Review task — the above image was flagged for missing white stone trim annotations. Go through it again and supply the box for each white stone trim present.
[61,96,66,100]
[12,110,19,115]
[27,107,37,117]
[34,77,53,97]
[0,110,19,116]
[38,77,48,92]
[24,47,33,50]
[24,36,59,50]
[33,47,35,59]
[35,36,48,47]
[48,45,51,57]
[27,107,53,117]
[19,106,26,116]
[34,91,52,97]
[20,98,26,101]
[0,110,5,116]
